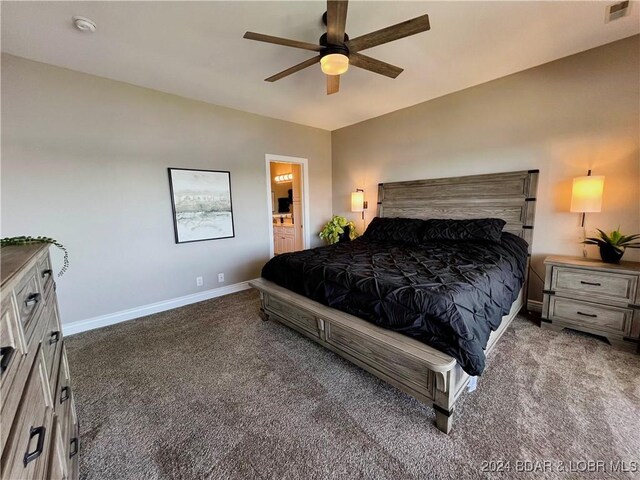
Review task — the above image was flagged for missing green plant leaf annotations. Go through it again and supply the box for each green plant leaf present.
[595,228,612,244]
[1,236,69,276]
[587,228,640,255]
[610,230,622,244]
[619,234,640,245]
[319,216,355,245]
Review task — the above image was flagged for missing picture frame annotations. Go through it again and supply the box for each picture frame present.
[167,168,235,243]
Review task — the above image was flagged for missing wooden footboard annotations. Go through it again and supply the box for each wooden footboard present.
[249,277,523,433]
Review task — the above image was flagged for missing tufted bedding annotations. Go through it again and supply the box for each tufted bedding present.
[261,230,528,376]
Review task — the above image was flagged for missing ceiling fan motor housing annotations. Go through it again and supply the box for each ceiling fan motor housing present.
[319,32,350,58]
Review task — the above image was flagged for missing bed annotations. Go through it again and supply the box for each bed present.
[249,170,538,433]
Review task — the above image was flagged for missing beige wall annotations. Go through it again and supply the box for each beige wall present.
[332,36,640,301]
[1,54,332,324]
[2,35,638,323]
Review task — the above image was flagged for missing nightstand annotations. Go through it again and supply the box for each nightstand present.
[541,255,640,352]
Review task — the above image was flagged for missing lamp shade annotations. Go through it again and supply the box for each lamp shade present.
[320,54,349,76]
[351,190,364,212]
[570,175,604,213]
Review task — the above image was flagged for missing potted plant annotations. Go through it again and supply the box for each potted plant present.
[0,236,69,276]
[583,228,640,264]
[319,216,358,245]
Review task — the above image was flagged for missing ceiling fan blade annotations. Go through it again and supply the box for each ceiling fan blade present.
[327,0,349,44]
[327,75,340,95]
[244,32,322,52]
[346,14,430,53]
[265,56,320,82]
[349,53,403,79]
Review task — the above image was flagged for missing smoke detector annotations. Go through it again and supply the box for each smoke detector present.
[72,16,96,32]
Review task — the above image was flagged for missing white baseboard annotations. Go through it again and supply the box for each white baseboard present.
[526,299,543,313]
[63,281,251,336]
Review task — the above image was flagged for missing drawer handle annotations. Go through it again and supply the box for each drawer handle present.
[577,311,598,318]
[41,269,52,279]
[0,346,16,374]
[69,437,79,458]
[24,293,41,308]
[23,426,46,466]
[60,385,70,403]
[580,281,601,286]
[49,331,60,345]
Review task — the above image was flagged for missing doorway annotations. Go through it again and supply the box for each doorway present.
[265,154,310,257]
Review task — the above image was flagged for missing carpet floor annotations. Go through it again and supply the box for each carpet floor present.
[66,290,640,479]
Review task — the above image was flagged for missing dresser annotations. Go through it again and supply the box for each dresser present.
[1,244,79,479]
[541,255,640,352]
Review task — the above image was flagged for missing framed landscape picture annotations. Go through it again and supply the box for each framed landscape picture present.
[168,168,235,243]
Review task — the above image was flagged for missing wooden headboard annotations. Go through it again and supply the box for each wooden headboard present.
[377,170,539,252]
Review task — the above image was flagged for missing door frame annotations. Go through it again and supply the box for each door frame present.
[265,154,311,258]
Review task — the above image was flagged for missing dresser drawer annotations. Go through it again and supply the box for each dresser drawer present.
[67,402,79,477]
[14,265,45,346]
[548,296,633,336]
[46,417,69,480]
[1,295,25,389]
[41,294,63,389]
[551,267,636,303]
[49,345,78,478]
[1,351,54,480]
[53,346,72,418]
[37,253,55,295]
[1,296,33,452]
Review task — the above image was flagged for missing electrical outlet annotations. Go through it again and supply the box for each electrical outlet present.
[196,276,203,287]
[218,273,225,283]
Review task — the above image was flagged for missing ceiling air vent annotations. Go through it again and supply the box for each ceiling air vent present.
[606,1,630,23]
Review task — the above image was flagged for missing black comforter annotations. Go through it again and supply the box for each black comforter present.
[261,233,528,376]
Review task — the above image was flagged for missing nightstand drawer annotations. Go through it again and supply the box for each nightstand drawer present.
[548,297,633,336]
[552,267,636,303]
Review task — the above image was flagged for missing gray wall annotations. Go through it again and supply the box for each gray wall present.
[1,54,332,324]
[3,35,638,323]
[332,36,640,301]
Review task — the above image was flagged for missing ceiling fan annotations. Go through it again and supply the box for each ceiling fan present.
[243,1,430,95]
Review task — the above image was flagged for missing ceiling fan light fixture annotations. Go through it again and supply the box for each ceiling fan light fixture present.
[320,53,349,76]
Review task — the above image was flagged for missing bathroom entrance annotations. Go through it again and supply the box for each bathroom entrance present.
[265,154,310,257]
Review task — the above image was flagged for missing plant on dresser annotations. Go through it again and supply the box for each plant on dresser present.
[1,244,78,479]
[582,228,640,264]
[541,255,640,352]
[0,236,70,276]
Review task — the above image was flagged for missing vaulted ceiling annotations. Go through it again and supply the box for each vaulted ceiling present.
[2,1,638,130]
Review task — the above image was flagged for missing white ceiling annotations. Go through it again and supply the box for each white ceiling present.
[2,1,638,131]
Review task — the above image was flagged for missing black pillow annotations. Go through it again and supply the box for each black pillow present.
[363,217,425,244]
[421,218,506,243]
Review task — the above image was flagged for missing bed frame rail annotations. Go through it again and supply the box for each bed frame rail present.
[250,277,523,433]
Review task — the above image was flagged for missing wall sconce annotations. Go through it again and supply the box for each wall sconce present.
[570,169,604,256]
[351,188,368,220]
[274,173,293,183]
